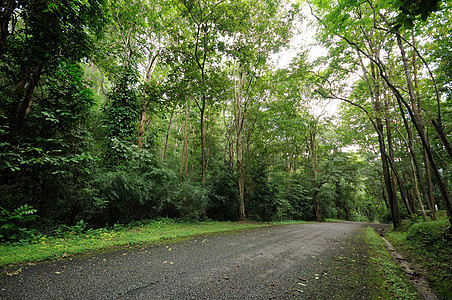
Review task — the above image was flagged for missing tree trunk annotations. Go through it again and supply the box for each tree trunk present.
[10,67,42,128]
[200,95,207,189]
[163,107,175,159]
[335,181,342,220]
[393,32,452,225]
[356,46,402,229]
[423,147,437,220]
[368,60,402,229]
[138,55,158,148]
[234,68,247,221]
[0,0,17,54]
[411,33,436,220]
[314,187,321,222]
[180,98,190,178]
[308,129,322,222]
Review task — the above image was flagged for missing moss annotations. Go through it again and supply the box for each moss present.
[385,217,452,299]
[366,227,419,299]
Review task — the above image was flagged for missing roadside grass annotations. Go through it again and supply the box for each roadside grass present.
[0,219,307,267]
[385,213,452,299]
[366,227,419,299]
[325,218,343,222]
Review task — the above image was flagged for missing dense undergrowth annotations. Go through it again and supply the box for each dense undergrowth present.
[385,212,452,300]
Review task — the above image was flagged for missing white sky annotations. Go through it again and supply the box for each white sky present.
[270,3,338,118]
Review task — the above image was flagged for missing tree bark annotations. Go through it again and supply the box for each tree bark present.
[392,32,452,225]
[163,107,175,159]
[138,55,158,148]
[0,0,17,54]
[180,98,190,178]
[335,181,342,220]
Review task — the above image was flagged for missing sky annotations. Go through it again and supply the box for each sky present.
[270,3,339,118]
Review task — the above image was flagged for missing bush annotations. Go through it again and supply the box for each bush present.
[170,180,209,218]
[394,217,452,299]
[206,166,239,221]
[54,220,88,238]
[279,182,314,220]
[379,211,393,224]
[0,205,40,243]
[406,218,450,248]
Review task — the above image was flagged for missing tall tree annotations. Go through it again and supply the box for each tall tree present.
[224,0,297,220]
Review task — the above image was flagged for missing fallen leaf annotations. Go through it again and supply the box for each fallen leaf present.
[265,282,275,286]
[297,277,308,282]
[6,267,22,276]
[55,272,61,275]
[298,283,306,286]
[163,261,168,264]
[122,253,128,256]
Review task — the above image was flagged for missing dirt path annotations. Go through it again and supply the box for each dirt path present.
[1,222,382,299]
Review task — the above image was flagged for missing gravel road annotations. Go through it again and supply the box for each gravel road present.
[0,222,376,299]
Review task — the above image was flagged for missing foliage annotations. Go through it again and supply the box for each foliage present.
[406,218,451,248]
[279,178,315,221]
[170,179,209,218]
[206,166,240,221]
[366,227,419,299]
[0,205,39,243]
[86,148,175,225]
[0,61,99,223]
[386,215,452,299]
[102,65,141,166]
[246,162,281,221]
[393,0,442,29]
[1,0,449,252]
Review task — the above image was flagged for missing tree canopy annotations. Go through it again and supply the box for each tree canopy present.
[0,0,451,238]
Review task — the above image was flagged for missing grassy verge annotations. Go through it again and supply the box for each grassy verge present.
[1,219,283,267]
[385,215,451,299]
[366,227,419,299]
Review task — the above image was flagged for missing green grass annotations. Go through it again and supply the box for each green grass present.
[0,220,280,267]
[366,227,419,299]
[385,214,452,299]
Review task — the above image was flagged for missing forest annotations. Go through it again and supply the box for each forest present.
[0,0,451,240]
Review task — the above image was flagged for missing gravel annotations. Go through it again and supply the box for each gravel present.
[1,222,379,299]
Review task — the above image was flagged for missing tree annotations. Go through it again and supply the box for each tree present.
[223,0,297,220]
[310,0,452,228]
[0,0,106,222]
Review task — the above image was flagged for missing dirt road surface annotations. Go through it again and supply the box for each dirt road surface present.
[0,222,380,299]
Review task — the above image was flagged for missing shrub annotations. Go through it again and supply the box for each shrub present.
[399,217,452,299]
[406,219,450,248]
[170,180,209,218]
[207,167,239,221]
[0,205,39,242]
